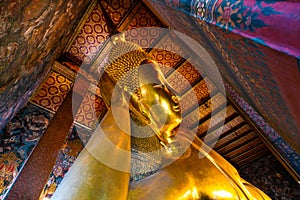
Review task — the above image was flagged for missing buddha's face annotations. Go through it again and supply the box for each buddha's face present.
[129,61,182,146]
[138,83,181,145]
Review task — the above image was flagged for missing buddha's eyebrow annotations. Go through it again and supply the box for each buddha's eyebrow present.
[153,85,164,89]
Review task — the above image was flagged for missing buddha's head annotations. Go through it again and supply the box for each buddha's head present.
[99,38,182,147]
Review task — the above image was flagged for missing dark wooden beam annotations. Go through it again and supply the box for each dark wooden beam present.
[218,132,257,155]
[215,128,252,151]
[237,149,270,167]
[227,93,300,182]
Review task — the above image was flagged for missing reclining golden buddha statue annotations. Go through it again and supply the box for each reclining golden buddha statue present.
[51,35,270,200]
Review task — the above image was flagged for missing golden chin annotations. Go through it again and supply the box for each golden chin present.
[50,38,271,200]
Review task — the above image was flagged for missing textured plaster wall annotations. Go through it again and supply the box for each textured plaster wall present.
[0,0,91,131]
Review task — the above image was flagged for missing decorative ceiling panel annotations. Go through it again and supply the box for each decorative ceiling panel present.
[237,149,270,167]
[195,105,237,137]
[119,2,164,48]
[52,61,77,81]
[207,92,226,110]
[181,93,226,128]
[180,77,217,114]
[30,70,73,113]
[119,1,163,29]
[181,108,209,129]
[66,3,110,65]
[151,35,189,75]
[204,116,245,145]
[74,90,106,129]
[152,49,182,76]
[219,116,245,135]
[230,143,266,165]
[166,61,202,95]
[224,138,262,159]
[218,132,257,155]
[100,0,136,26]
[214,125,252,150]
[125,27,163,49]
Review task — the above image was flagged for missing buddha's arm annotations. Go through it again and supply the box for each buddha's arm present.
[51,108,131,200]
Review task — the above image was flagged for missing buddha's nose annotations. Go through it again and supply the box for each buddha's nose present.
[171,96,180,112]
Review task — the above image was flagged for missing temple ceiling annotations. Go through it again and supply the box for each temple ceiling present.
[56,0,272,168]
[1,0,299,199]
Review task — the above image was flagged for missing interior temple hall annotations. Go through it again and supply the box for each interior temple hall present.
[0,0,300,199]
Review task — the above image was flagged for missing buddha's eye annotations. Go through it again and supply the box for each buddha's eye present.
[153,84,164,89]
[138,101,147,115]
[171,96,179,104]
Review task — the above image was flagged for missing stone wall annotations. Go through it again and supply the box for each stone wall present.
[0,0,91,131]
